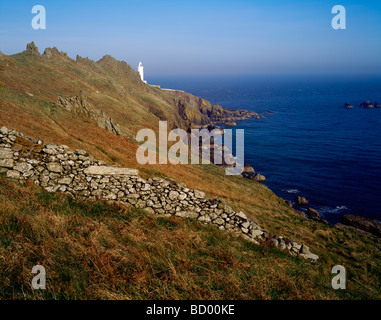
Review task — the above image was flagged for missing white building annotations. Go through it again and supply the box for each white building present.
[138,62,147,83]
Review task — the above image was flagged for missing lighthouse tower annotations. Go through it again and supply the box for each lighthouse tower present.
[138,62,146,83]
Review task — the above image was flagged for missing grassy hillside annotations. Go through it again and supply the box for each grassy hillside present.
[0,44,381,299]
[0,176,379,300]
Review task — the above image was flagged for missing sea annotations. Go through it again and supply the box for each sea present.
[149,74,381,224]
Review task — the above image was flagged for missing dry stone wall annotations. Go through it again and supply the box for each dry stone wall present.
[0,126,318,261]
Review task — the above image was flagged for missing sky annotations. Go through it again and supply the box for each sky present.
[0,0,381,77]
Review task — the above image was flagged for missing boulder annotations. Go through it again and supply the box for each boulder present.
[296,196,309,206]
[306,207,329,225]
[252,173,266,182]
[300,252,319,261]
[242,163,255,174]
[306,207,321,220]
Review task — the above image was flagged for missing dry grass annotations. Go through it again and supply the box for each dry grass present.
[0,51,380,300]
[0,177,353,300]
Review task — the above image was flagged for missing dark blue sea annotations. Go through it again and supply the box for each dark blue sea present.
[150,74,381,224]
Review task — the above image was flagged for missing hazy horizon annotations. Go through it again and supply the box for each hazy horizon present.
[1,0,381,76]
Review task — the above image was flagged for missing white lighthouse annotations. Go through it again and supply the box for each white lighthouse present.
[138,62,147,83]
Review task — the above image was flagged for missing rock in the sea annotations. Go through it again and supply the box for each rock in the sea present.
[296,196,309,206]
[344,102,353,109]
[360,100,374,108]
[252,173,266,182]
[242,163,255,174]
[306,207,320,220]
[339,214,381,238]
[306,208,329,225]
[375,102,381,108]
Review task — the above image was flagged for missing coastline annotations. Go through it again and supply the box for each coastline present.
[173,89,381,239]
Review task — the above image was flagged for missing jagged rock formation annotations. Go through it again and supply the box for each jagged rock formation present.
[168,90,263,129]
[0,126,319,261]
[43,47,68,58]
[57,91,122,135]
[25,41,40,55]
[204,104,263,125]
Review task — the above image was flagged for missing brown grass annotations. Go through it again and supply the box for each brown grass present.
[0,51,380,299]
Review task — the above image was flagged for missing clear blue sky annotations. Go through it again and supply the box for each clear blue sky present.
[0,0,380,76]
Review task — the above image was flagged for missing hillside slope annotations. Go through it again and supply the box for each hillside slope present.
[0,43,381,299]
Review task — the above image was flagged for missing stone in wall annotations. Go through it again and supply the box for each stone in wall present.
[0,125,319,261]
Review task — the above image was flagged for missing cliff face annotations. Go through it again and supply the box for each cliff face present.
[168,89,262,128]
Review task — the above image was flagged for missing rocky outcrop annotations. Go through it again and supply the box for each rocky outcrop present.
[306,208,329,225]
[296,196,309,206]
[0,126,319,261]
[204,104,263,125]
[25,42,40,55]
[336,214,381,238]
[242,163,255,174]
[241,164,266,183]
[57,91,122,135]
[167,90,264,129]
[43,47,68,58]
